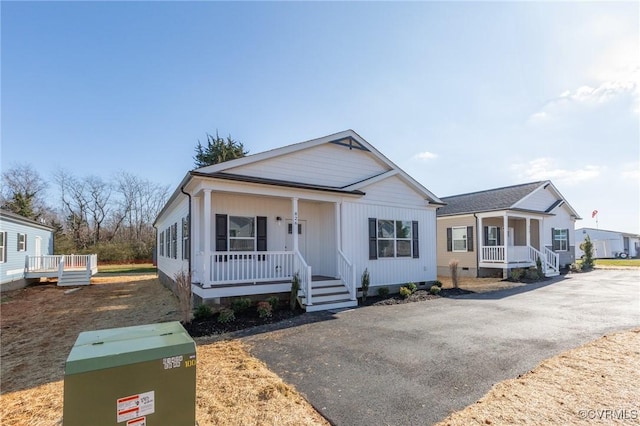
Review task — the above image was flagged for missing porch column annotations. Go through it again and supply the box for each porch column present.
[203,189,212,287]
[478,216,484,262]
[192,195,200,280]
[526,217,531,247]
[503,214,509,264]
[335,202,341,271]
[292,197,299,252]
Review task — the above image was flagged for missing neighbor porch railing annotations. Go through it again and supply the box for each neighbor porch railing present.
[337,249,357,301]
[26,254,98,273]
[481,246,506,262]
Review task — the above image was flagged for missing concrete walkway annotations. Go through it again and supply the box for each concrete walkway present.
[244,270,640,425]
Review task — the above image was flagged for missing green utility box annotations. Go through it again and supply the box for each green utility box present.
[63,322,196,426]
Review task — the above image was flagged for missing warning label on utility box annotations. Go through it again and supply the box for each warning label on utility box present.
[117,391,155,423]
[127,417,146,426]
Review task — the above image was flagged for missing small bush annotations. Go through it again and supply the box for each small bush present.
[217,308,236,324]
[525,268,540,281]
[257,301,273,318]
[406,282,417,294]
[449,258,460,288]
[377,287,389,297]
[431,280,443,288]
[194,304,213,320]
[570,262,582,272]
[536,257,543,278]
[399,286,412,298]
[231,297,252,313]
[361,268,370,303]
[510,268,525,281]
[267,296,280,310]
[429,285,441,295]
[290,272,300,311]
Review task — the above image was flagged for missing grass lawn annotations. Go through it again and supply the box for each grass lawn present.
[594,258,640,267]
[97,263,157,274]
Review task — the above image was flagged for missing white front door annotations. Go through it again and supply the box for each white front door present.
[34,236,42,270]
[285,220,307,257]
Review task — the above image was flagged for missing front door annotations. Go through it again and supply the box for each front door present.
[34,236,42,270]
[285,220,307,257]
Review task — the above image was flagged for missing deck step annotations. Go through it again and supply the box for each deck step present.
[58,271,90,286]
[304,299,358,313]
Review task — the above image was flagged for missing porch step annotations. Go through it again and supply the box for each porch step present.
[58,270,90,286]
[304,299,358,313]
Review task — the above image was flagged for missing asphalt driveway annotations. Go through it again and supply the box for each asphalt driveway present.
[244,269,640,425]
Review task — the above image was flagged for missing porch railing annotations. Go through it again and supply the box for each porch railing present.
[207,251,295,286]
[543,247,559,273]
[481,246,505,262]
[26,254,97,273]
[337,249,357,301]
[294,251,312,306]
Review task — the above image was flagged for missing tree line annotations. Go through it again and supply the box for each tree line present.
[1,164,169,262]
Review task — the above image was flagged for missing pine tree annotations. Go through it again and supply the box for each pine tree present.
[193,132,248,168]
[581,235,595,270]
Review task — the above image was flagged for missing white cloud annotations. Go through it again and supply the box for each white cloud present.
[510,158,603,186]
[620,162,640,181]
[413,151,438,161]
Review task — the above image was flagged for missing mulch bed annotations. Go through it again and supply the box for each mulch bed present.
[185,287,475,337]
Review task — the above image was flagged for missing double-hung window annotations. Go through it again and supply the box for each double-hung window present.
[452,227,467,251]
[553,228,568,251]
[182,216,190,260]
[17,233,27,252]
[229,216,255,251]
[0,232,6,262]
[487,226,499,246]
[369,218,418,259]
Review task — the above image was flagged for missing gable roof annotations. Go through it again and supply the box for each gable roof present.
[192,129,444,205]
[0,209,55,231]
[436,181,581,218]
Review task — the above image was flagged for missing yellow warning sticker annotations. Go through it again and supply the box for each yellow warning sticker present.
[116,391,154,423]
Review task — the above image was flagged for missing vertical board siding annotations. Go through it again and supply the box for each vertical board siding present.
[0,218,54,284]
[156,195,189,282]
[515,187,557,211]
[543,205,576,265]
[341,201,437,286]
[225,143,390,188]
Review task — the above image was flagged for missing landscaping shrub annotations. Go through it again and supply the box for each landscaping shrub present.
[431,280,443,288]
[580,235,595,270]
[399,286,412,298]
[525,268,540,281]
[217,308,236,324]
[449,258,460,288]
[536,257,543,278]
[406,282,417,294]
[257,301,273,318]
[377,287,389,297]
[510,268,525,281]
[570,262,582,272]
[267,296,280,311]
[361,268,370,303]
[175,270,192,324]
[194,304,213,320]
[290,272,300,311]
[231,297,252,313]
[429,285,441,295]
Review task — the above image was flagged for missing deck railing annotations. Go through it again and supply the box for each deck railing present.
[206,251,298,287]
[337,249,357,301]
[26,254,97,273]
[481,246,506,262]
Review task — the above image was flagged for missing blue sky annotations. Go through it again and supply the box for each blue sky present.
[2,2,638,233]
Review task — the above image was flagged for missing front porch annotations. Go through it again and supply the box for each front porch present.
[477,213,559,277]
[25,254,98,286]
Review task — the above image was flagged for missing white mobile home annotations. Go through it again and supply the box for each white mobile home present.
[154,130,444,312]
[575,228,640,259]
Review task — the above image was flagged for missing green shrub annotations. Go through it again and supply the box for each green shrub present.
[429,285,441,295]
[377,287,389,297]
[267,296,280,310]
[536,257,543,278]
[194,304,213,320]
[581,235,595,270]
[431,280,443,288]
[231,297,252,313]
[399,286,412,298]
[406,282,417,294]
[257,301,273,318]
[361,268,370,302]
[217,308,235,324]
[510,268,525,281]
[290,272,300,311]
[525,268,540,281]
[570,262,582,272]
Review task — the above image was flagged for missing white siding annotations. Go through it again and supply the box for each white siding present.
[542,204,576,266]
[225,143,390,187]
[514,186,557,211]
[341,201,438,287]
[156,195,189,281]
[360,175,428,207]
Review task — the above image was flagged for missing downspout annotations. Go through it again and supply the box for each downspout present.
[180,184,192,281]
[473,213,479,278]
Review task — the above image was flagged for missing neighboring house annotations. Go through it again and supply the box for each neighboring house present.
[436,181,581,279]
[154,130,445,312]
[0,209,98,291]
[575,228,640,259]
[0,209,54,291]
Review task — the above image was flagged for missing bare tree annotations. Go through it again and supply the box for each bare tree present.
[1,163,49,220]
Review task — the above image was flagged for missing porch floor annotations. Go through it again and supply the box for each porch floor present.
[193,275,336,289]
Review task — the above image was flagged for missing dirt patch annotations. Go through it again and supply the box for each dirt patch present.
[438,275,523,293]
[0,276,327,426]
[437,328,640,425]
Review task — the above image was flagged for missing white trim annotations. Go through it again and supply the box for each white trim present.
[342,170,398,191]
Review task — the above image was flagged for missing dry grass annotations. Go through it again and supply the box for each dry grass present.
[0,276,327,426]
[437,328,640,425]
[437,275,519,293]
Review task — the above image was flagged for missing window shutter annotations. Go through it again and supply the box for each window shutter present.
[551,228,558,250]
[566,229,570,248]
[215,214,228,251]
[467,226,474,252]
[446,228,452,252]
[497,228,502,246]
[368,218,377,260]
[483,226,489,246]
[256,216,267,251]
[412,221,419,258]
[17,234,20,251]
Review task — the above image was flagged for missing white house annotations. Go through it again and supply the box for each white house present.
[154,130,444,312]
[436,181,581,278]
[575,228,640,259]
